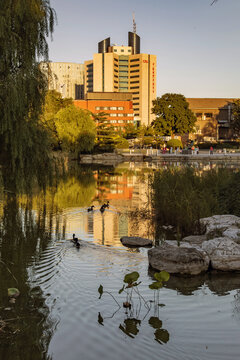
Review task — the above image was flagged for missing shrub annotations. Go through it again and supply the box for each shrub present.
[167,139,183,149]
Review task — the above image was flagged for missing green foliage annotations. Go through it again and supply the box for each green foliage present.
[152,93,196,136]
[55,105,96,154]
[167,139,183,149]
[0,0,56,185]
[123,124,138,139]
[8,288,20,298]
[41,90,73,148]
[151,167,240,236]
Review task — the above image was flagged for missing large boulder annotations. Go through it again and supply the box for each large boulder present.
[200,215,240,235]
[120,236,153,247]
[201,237,240,271]
[148,243,209,275]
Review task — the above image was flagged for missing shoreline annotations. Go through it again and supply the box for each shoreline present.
[79,152,240,165]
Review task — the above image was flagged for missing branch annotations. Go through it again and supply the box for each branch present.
[211,0,218,5]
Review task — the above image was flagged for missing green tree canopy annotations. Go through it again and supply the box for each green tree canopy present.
[231,99,240,137]
[152,94,196,137]
[55,105,96,154]
[41,90,73,148]
[0,0,56,188]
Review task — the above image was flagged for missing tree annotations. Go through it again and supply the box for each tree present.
[41,90,73,148]
[231,99,240,136]
[0,0,56,186]
[152,93,196,137]
[55,106,96,154]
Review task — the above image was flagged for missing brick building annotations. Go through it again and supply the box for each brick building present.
[74,92,134,130]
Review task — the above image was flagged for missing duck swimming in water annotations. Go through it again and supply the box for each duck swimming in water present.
[87,205,95,212]
[72,233,80,248]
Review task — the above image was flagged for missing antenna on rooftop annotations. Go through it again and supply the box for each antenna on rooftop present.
[133,12,136,34]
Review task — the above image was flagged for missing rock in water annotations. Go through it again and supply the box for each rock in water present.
[148,243,209,275]
[120,236,153,247]
[202,237,240,271]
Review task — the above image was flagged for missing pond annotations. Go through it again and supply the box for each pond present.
[0,162,240,360]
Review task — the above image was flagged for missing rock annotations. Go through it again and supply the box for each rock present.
[200,215,240,235]
[120,236,153,247]
[201,237,240,271]
[148,243,209,275]
[222,226,240,244]
[182,235,207,245]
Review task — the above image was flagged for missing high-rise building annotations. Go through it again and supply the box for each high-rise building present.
[40,62,85,99]
[84,32,156,126]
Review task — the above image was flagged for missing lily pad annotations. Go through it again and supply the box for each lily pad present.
[154,271,170,282]
[124,272,139,285]
[149,316,162,329]
[149,281,163,290]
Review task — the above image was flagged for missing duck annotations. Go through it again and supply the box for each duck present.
[87,205,95,212]
[103,201,109,209]
[72,233,80,248]
[100,205,105,213]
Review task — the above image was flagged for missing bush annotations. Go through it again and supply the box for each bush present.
[151,167,240,237]
[166,139,183,149]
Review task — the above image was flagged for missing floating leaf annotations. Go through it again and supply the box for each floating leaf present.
[154,328,170,344]
[98,312,104,326]
[149,317,162,329]
[154,271,170,282]
[8,288,20,298]
[124,272,139,285]
[98,285,103,299]
[118,285,125,294]
[149,281,163,290]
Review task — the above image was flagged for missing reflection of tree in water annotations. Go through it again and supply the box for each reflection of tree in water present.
[0,196,57,360]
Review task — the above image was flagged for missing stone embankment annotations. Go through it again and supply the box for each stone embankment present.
[148,215,240,275]
[79,151,240,165]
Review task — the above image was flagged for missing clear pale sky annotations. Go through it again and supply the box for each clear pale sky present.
[48,0,240,98]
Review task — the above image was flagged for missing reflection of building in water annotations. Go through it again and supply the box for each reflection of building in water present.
[89,167,152,245]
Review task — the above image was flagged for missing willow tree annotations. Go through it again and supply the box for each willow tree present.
[0,0,56,190]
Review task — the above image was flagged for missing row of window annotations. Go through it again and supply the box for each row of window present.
[109,113,133,117]
[95,106,124,110]
[196,113,213,118]
[114,49,131,53]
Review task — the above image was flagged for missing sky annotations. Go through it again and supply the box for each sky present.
[48,0,240,98]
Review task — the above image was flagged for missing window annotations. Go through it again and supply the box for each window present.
[129,70,139,73]
[118,114,123,117]
[130,75,139,79]
[205,113,213,118]
[130,58,140,62]
[118,107,124,110]
[133,97,139,100]
[118,120,123,123]
[127,114,133,117]
[121,49,124,52]
[130,81,139,84]
[114,49,117,52]
[128,50,131,53]
[133,102,139,106]
[134,114,139,116]
[130,64,139,68]
[110,113,117,117]
[132,91,139,94]
[196,113,202,118]
[130,86,139,89]
[110,107,117,110]
[95,107,100,110]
